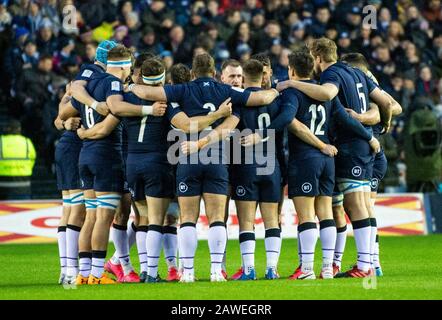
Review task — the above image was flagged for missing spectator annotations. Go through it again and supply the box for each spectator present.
[288,22,306,47]
[250,8,266,35]
[138,26,163,55]
[219,9,241,41]
[36,21,58,56]
[27,0,43,34]
[337,31,354,56]
[273,47,290,80]
[377,7,392,35]
[311,6,330,38]
[186,7,206,45]
[118,0,134,24]
[227,21,253,59]
[400,42,421,75]
[205,23,229,62]
[0,1,12,33]
[77,0,105,29]
[124,11,141,49]
[355,24,372,58]
[254,20,281,53]
[4,26,30,85]
[388,73,413,114]
[416,65,437,98]
[0,120,36,200]
[141,0,175,43]
[386,21,405,52]
[206,0,223,25]
[52,37,79,75]
[373,43,396,87]
[241,0,261,22]
[16,54,56,141]
[40,0,60,36]
[20,38,39,70]
[423,0,442,24]
[112,25,129,46]
[342,6,362,36]
[83,42,97,64]
[163,25,192,65]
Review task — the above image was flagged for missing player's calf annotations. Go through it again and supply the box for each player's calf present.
[77,194,97,280]
[261,202,281,280]
[235,200,256,280]
[90,193,121,280]
[316,196,337,279]
[339,183,372,274]
[65,191,86,282]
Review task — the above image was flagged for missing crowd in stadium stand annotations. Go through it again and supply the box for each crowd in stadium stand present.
[0,0,441,193]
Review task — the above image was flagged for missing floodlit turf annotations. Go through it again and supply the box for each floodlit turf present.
[0,235,441,300]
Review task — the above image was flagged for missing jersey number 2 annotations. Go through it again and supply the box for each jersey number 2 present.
[308,104,326,135]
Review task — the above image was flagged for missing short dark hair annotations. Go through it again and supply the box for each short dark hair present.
[243,59,263,83]
[288,49,314,78]
[107,45,132,61]
[340,52,369,71]
[3,119,21,134]
[39,54,53,62]
[192,53,215,78]
[251,53,271,67]
[135,52,156,69]
[141,58,165,77]
[170,63,191,84]
[221,59,241,71]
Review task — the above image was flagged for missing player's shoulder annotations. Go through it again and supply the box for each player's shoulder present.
[101,74,121,88]
[282,86,303,100]
[79,63,104,78]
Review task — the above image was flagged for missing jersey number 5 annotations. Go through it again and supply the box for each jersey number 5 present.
[308,104,326,136]
[356,83,367,113]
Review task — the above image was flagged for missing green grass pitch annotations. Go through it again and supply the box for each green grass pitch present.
[1,235,442,300]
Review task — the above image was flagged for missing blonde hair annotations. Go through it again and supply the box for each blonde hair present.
[308,37,338,63]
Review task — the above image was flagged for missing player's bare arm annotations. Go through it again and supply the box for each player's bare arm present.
[245,88,280,106]
[76,114,120,140]
[181,115,240,154]
[277,80,338,101]
[288,119,338,157]
[129,83,167,101]
[54,116,81,131]
[382,90,403,116]
[107,94,166,117]
[58,92,79,121]
[171,98,232,133]
[345,103,381,126]
[369,87,394,131]
[71,80,109,116]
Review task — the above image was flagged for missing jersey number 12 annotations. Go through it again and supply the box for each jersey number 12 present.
[308,104,326,135]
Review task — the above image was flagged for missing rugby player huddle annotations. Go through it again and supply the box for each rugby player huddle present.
[54,37,402,285]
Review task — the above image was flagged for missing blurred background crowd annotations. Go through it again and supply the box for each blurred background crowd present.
[0,0,441,198]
